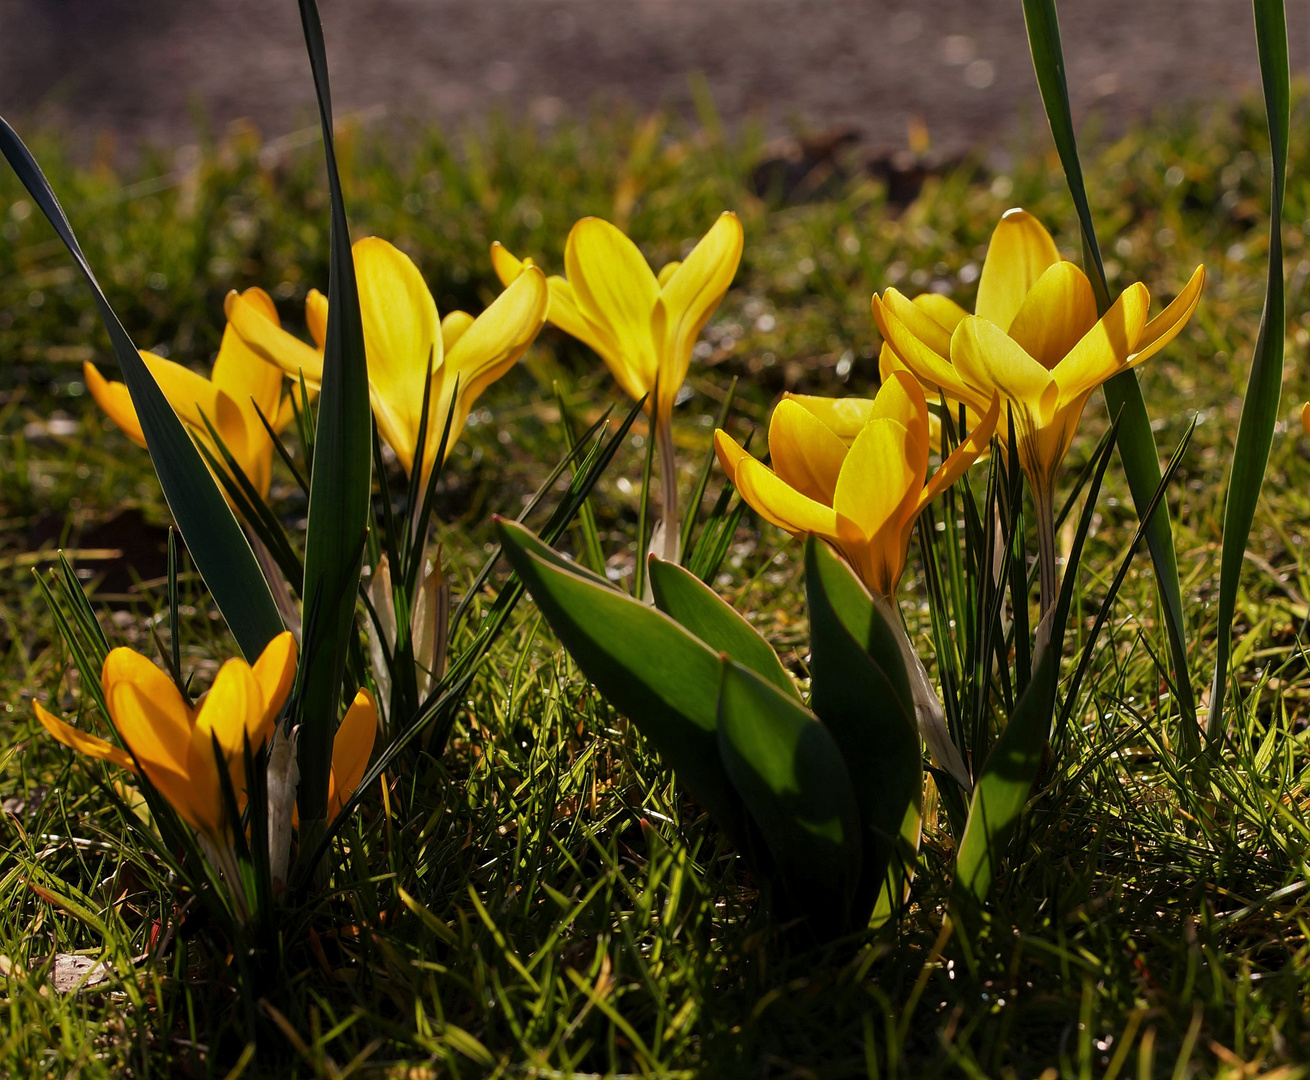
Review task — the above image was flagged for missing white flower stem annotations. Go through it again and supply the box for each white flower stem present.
[654,411,681,563]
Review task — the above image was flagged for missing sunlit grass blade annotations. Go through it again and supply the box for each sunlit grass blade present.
[555,384,607,575]
[680,376,738,560]
[1021,0,1197,748]
[1209,0,1290,745]
[293,0,374,842]
[0,118,283,662]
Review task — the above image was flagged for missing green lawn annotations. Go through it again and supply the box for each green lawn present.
[3,92,1310,1078]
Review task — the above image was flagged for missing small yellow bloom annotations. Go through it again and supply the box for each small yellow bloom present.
[85,288,307,498]
[226,237,549,481]
[1301,402,1310,438]
[35,632,376,837]
[872,208,1204,496]
[491,211,743,420]
[714,371,998,598]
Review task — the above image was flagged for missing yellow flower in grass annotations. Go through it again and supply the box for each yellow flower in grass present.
[872,208,1205,499]
[226,237,549,481]
[491,212,743,421]
[714,370,998,598]
[34,632,376,838]
[85,289,311,499]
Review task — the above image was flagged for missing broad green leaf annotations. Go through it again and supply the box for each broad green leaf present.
[294,0,375,832]
[804,538,920,928]
[716,657,863,936]
[953,645,1057,906]
[1021,0,1196,747]
[0,119,283,662]
[648,555,798,700]
[1210,0,1289,743]
[496,519,747,844]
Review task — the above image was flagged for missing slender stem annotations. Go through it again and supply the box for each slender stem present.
[1033,482,1058,658]
[655,412,681,563]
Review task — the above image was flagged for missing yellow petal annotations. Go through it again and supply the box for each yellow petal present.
[427,266,548,476]
[1126,265,1205,368]
[441,310,476,352]
[767,398,849,505]
[34,702,135,772]
[1051,282,1150,405]
[327,689,378,819]
[1005,262,1098,369]
[713,429,751,485]
[546,275,627,381]
[652,213,744,416]
[354,236,442,477]
[832,418,918,597]
[305,289,329,350]
[873,294,987,410]
[868,371,930,520]
[735,456,841,538]
[564,217,660,400]
[84,362,146,447]
[194,658,263,760]
[882,287,952,358]
[656,259,683,288]
[103,648,195,778]
[918,392,999,512]
[212,289,285,425]
[1302,402,1310,439]
[782,392,875,445]
[251,631,297,748]
[951,317,1055,419]
[181,723,228,837]
[224,288,325,388]
[913,293,970,333]
[974,208,1061,332]
[490,241,526,286]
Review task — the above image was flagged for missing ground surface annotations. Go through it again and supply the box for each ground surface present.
[2,0,1309,158]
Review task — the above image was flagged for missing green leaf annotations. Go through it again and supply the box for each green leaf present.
[1021,0,1196,743]
[293,0,375,832]
[715,657,863,936]
[496,519,746,845]
[1210,0,1290,743]
[952,644,1058,907]
[0,119,283,662]
[648,555,798,700]
[804,538,921,927]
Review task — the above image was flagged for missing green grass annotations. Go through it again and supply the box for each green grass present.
[5,88,1310,1078]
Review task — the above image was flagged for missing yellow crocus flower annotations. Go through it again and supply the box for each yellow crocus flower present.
[225,237,549,482]
[492,212,744,560]
[34,632,376,838]
[714,370,997,599]
[84,288,308,499]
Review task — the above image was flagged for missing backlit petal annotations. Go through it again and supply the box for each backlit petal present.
[832,418,917,544]
[1052,282,1150,405]
[656,259,682,288]
[918,392,999,512]
[713,429,751,484]
[103,648,194,776]
[490,241,526,286]
[84,362,146,447]
[546,275,627,383]
[951,317,1054,416]
[782,392,875,445]
[882,288,952,358]
[768,398,849,505]
[868,370,930,518]
[35,702,135,772]
[565,217,660,399]
[734,456,840,538]
[327,689,378,819]
[975,208,1061,331]
[225,289,325,387]
[873,294,987,410]
[212,288,285,427]
[440,310,476,352]
[251,631,297,748]
[1126,265,1205,368]
[913,293,970,333]
[305,289,328,350]
[194,658,263,761]
[1005,262,1098,369]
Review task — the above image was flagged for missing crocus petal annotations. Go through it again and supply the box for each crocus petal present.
[34,702,135,772]
[734,456,841,538]
[1302,402,1310,439]
[490,241,526,286]
[181,724,227,837]
[353,236,442,478]
[225,289,325,388]
[912,293,970,333]
[918,392,999,512]
[782,392,875,445]
[768,398,849,505]
[873,294,988,411]
[212,288,285,427]
[327,688,378,819]
[305,289,328,350]
[868,370,930,519]
[441,310,476,352]
[428,266,548,475]
[84,362,146,447]
[656,260,682,288]
[564,217,660,399]
[251,631,297,747]
[882,287,952,358]
[1005,262,1098,370]
[194,658,263,761]
[652,213,743,414]
[1051,282,1150,405]
[713,429,752,485]
[103,648,194,777]
[832,417,918,544]
[951,317,1055,420]
[974,208,1061,332]
[1125,265,1205,368]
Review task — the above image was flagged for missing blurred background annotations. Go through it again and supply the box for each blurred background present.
[1,0,1307,158]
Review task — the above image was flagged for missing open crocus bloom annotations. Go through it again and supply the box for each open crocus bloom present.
[491,211,743,421]
[34,632,376,838]
[225,237,549,481]
[872,208,1205,497]
[85,288,308,498]
[714,370,998,598]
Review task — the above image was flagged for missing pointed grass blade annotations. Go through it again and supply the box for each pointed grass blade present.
[293,0,375,832]
[0,118,282,661]
[1209,0,1290,744]
[1021,0,1197,743]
